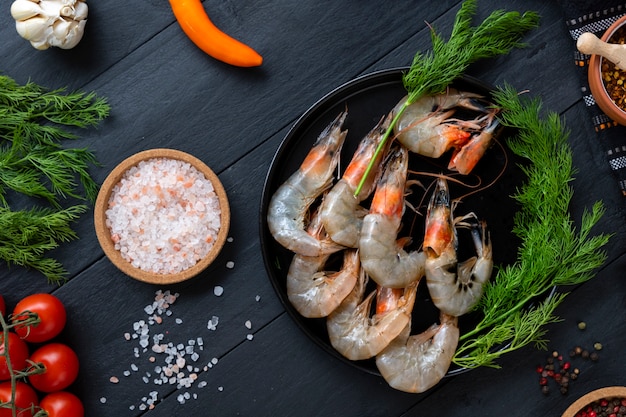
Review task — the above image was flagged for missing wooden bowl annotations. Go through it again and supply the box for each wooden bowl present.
[562,386,626,417]
[588,15,626,125]
[94,148,230,284]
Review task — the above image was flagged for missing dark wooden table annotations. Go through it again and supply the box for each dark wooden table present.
[1,1,625,416]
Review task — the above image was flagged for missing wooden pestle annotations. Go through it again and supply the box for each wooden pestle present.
[577,32,626,70]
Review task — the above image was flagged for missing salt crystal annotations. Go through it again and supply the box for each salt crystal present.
[100,397,107,404]
[213,286,224,296]
[175,318,183,324]
[218,386,224,392]
[207,316,219,330]
[226,261,234,269]
[255,295,261,302]
[245,320,252,329]
[246,334,254,341]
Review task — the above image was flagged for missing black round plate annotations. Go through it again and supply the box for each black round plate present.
[259,68,523,376]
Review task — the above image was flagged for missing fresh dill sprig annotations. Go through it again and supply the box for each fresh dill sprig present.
[452,85,611,369]
[354,0,540,196]
[0,74,110,205]
[0,74,110,282]
[0,205,87,282]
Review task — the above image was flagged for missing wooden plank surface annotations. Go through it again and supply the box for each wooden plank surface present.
[0,0,624,416]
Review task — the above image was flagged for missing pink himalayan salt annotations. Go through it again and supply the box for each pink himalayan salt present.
[105,157,221,274]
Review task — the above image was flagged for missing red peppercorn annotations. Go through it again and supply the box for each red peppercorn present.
[588,411,597,417]
[536,365,544,373]
[563,362,571,370]
[539,377,548,386]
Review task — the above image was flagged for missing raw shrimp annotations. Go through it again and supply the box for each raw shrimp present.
[267,111,348,257]
[287,243,359,318]
[359,146,426,288]
[319,114,392,248]
[287,207,357,318]
[392,89,493,165]
[375,312,459,394]
[448,116,501,175]
[326,269,418,361]
[423,178,493,317]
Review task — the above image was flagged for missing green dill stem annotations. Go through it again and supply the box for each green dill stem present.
[460,287,546,342]
[354,101,410,196]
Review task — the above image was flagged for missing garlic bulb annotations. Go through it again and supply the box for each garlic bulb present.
[11,0,88,50]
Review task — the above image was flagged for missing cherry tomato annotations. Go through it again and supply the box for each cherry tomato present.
[28,343,79,393]
[0,332,29,380]
[0,381,38,417]
[12,293,67,343]
[39,391,84,417]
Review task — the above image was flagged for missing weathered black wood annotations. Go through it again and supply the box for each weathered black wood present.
[0,0,624,416]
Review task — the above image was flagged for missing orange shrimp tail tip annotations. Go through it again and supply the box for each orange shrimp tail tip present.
[423,178,453,257]
[342,113,390,188]
[448,117,500,175]
[370,147,409,217]
[375,287,404,315]
[301,111,348,171]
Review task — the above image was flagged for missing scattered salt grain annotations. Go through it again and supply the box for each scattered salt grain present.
[105,158,221,274]
[100,397,107,404]
[255,295,261,302]
[109,376,119,384]
[227,237,233,243]
[207,316,219,331]
[226,261,234,269]
[246,334,254,341]
[175,318,183,325]
[244,320,252,329]
[213,286,224,296]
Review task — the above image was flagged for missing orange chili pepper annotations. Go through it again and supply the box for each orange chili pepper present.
[169,0,263,67]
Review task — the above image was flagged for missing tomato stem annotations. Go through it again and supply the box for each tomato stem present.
[0,313,17,417]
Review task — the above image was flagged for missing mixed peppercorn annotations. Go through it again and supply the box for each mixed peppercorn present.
[602,26,626,111]
[574,397,626,417]
[536,322,602,396]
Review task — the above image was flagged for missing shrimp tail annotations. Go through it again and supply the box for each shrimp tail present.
[423,178,454,258]
[448,113,501,175]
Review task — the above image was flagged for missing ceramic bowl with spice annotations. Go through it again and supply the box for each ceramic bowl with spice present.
[586,15,626,125]
[562,386,626,417]
[94,148,230,284]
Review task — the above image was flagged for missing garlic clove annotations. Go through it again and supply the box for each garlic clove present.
[73,1,87,20]
[56,19,85,49]
[51,18,71,39]
[10,0,43,21]
[15,17,49,40]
